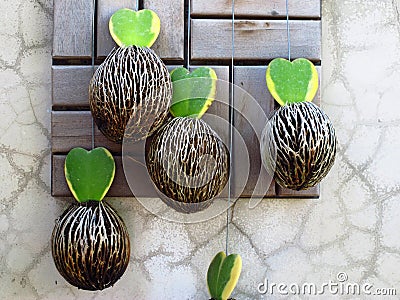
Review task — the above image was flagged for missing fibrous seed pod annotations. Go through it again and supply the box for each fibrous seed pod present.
[52,201,130,291]
[89,46,172,143]
[146,117,230,213]
[261,101,336,190]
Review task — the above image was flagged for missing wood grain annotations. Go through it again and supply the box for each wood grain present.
[97,0,137,57]
[52,66,93,108]
[233,66,276,197]
[53,0,94,57]
[144,0,185,60]
[191,20,321,61]
[191,0,321,18]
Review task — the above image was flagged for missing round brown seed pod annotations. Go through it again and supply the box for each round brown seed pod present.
[51,201,130,291]
[261,101,336,190]
[146,117,230,213]
[89,46,172,143]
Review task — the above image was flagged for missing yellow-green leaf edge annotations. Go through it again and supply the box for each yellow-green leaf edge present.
[266,58,319,106]
[64,147,115,203]
[109,8,160,48]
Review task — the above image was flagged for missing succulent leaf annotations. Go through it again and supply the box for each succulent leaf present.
[207,251,242,300]
[109,8,160,47]
[266,58,318,106]
[169,67,217,118]
[64,147,115,203]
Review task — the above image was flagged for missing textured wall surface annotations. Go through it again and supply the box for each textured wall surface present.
[1,0,400,299]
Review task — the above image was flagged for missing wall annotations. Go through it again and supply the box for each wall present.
[0,0,399,299]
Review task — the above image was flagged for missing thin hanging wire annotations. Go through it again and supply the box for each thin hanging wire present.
[225,0,235,256]
[186,0,191,69]
[285,0,291,60]
[90,0,96,150]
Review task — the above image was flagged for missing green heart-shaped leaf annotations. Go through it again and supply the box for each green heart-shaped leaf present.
[109,8,160,47]
[169,67,217,118]
[266,58,318,106]
[207,251,242,300]
[64,147,115,203]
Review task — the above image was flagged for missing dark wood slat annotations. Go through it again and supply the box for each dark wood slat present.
[191,20,321,61]
[52,65,179,109]
[233,66,276,197]
[52,155,157,197]
[144,0,185,61]
[52,111,92,152]
[191,0,321,18]
[52,66,92,108]
[276,184,320,198]
[53,0,94,57]
[97,0,138,57]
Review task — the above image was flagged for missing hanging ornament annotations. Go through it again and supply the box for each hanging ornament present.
[89,9,172,143]
[145,67,230,213]
[51,147,130,290]
[260,58,337,190]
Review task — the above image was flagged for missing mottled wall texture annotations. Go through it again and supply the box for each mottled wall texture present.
[1,0,400,299]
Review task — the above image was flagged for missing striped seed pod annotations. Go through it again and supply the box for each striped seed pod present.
[146,117,230,213]
[261,101,337,190]
[52,201,130,291]
[89,46,172,143]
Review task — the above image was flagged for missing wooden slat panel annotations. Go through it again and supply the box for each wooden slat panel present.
[53,65,179,108]
[276,184,320,198]
[52,111,123,154]
[52,155,156,197]
[233,66,275,197]
[52,66,93,108]
[53,0,94,57]
[144,0,185,60]
[191,20,321,61]
[191,0,320,18]
[97,0,138,57]
[52,111,92,152]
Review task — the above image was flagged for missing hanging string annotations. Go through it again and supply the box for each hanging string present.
[186,0,191,69]
[90,0,96,150]
[285,0,291,60]
[225,0,235,256]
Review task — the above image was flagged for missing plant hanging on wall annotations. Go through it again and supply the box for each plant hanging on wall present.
[51,147,130,290]
[207,251,242,300]
[260,58,337,190]
[145,67,230,213]
[89,9,172,143]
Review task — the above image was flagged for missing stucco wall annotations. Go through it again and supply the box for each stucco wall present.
[0,0,399,299]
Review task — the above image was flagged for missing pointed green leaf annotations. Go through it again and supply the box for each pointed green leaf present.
[64,147,115,203]
[266,58,319,106]
[207,251,226,298]
[207,252,242,300]
[109,8,160,47]
[170,67,217,118]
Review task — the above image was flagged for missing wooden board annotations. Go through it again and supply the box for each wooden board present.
[191,0,321,18]
[52,66,93,108]
[144,0,185,61]
[53,0,94,58]
[191,20,321,61]
[97,0,184,60]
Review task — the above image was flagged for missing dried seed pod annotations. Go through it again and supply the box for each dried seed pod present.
[261,102,336,190]
[89,46,172,143]
[146,117,229,213]
[52,201,130,291]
